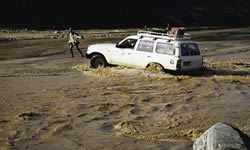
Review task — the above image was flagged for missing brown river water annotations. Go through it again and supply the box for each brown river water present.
[0,28,250,150]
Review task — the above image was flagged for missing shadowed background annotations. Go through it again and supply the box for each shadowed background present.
[0,0,250,29]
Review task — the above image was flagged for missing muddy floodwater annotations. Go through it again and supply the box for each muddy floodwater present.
[0,28,250,150]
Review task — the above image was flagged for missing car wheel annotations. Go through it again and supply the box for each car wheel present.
[90,55,107,68]
[147,63,165,73]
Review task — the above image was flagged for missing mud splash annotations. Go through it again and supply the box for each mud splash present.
[73,64,192,81]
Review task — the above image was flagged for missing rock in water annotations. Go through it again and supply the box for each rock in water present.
[193,122,247,150]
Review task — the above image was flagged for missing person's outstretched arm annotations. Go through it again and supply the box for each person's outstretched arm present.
[74,32,84,39]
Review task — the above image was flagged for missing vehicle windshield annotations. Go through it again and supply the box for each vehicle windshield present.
[181,43,200,56]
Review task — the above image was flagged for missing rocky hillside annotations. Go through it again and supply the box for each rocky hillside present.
[1,0,250,29]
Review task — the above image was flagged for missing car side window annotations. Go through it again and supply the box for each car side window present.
[156,42,175,55]
[118,39,137,49]
[136,40,154,53]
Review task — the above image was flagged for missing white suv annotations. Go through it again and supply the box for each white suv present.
[86,30,203,71]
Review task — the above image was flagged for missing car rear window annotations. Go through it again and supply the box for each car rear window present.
[137,40,154,53]
[156,42,175,55]
[181,43,200,56]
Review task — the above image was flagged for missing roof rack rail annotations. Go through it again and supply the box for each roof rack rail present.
[137,30,192,41]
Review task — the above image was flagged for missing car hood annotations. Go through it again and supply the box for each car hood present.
[88,43,116,51]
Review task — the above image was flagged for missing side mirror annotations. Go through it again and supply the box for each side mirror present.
[116,43,119,48]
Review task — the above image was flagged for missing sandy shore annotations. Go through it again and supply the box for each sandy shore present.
[0,28,250,150]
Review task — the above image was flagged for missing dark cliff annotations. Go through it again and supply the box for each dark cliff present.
[1,0,250,29]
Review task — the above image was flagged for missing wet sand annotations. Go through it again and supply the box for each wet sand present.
[0,28,250,150]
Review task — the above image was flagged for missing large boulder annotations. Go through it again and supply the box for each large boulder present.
[193,122,248,150]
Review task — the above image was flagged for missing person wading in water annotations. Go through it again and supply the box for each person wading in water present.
[68,28,85,58]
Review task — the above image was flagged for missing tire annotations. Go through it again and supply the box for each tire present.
[147,63,165,73]
[90,55,107,68]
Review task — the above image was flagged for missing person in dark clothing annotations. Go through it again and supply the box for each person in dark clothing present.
[68,28,85,58]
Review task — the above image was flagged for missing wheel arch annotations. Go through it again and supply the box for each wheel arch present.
[146,62,164,68]
[87,52,108,61]
[146,62,166,72]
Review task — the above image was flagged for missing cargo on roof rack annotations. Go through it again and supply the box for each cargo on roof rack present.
[137,27,192,41]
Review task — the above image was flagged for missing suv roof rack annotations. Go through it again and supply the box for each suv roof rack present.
[137,30,192,41]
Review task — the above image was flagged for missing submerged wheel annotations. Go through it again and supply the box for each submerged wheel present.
[147,63,165,72]
[90,55,107,68]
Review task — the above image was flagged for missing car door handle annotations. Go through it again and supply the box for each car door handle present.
[128,53,131,55]
[147,56,151,58]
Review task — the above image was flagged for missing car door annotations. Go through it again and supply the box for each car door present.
[180,43,203,70]
[154,42,176,70]
[132,39,155,68]
[111,48,134,65]
[111,39,137,66]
